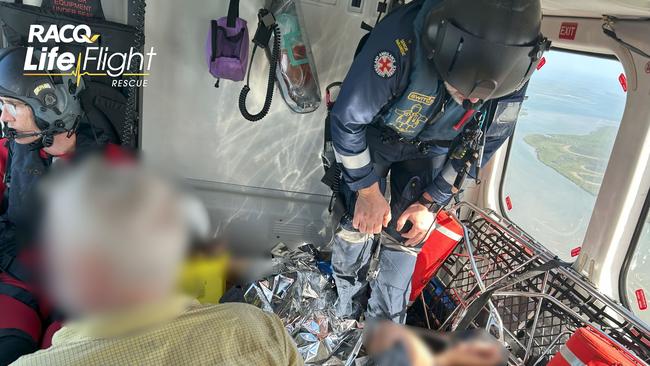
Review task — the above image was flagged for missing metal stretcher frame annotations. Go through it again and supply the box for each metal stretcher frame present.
[427,202,650,365]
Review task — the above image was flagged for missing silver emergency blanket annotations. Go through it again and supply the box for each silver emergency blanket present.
[244,245,364,365]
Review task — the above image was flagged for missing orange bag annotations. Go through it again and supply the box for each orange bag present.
[548,327,644,366]
[409,211,463,302]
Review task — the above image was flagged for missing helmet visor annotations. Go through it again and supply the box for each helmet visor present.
[432,20,547,100]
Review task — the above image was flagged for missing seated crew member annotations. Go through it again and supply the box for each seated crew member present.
[330,0,549,323]
[10,158,303,366]
[0,46,118,364]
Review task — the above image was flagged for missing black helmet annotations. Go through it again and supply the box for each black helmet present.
[422,0,551,101]
[0,47,84,146]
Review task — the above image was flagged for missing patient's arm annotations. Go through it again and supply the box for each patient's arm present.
[365,321,505,366]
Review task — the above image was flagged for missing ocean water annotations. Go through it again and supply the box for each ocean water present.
[503,106,614,260]
[502,51,626,261]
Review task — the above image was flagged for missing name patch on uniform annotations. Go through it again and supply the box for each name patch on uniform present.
[407,92,435,106]
[374,51,397,78]
[395,39,409,56]
[33,82,53,96]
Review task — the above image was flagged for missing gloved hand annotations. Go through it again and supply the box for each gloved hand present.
[353,182,391,234]
[396,202,435,246]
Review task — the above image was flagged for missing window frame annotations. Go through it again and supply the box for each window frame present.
[619,187,650,311]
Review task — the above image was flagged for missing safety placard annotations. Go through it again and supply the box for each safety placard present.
[505,196,513,211]
[559,22,578,40]
[42,0,104,18]
[636,289,648,310]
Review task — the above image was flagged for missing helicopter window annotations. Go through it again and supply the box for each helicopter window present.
[501,50,626,261]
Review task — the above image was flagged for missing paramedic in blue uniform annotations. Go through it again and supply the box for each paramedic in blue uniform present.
[330,0,550,323]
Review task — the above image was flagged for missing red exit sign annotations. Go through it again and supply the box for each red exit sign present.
[559,22,579,40]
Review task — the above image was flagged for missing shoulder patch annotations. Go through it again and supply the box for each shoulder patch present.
[395,39,410,56]
[33,82,54,96]
[374,51,397,78]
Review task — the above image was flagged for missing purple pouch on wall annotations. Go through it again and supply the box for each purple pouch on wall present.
[205,0,249,86]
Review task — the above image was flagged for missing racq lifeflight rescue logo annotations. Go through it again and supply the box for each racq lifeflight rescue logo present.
[23,24,156,88]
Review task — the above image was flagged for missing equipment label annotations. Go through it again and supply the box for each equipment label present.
[645,61,650,74]
[559,22,578,40]
[42,0,104,18]
[505,196,513,211]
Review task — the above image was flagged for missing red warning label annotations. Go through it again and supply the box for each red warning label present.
[505,196,513,211]
[559,22,578,40]
[571,247,581,257]
[44,0,104,18]
[636,289,647,310]
[536,57,547,70]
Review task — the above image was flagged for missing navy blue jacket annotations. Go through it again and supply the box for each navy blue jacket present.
[330,0,526,204]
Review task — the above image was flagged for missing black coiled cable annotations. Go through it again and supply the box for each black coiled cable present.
[238,23,281,122]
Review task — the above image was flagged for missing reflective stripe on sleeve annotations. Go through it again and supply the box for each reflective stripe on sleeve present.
[334,147,371,170]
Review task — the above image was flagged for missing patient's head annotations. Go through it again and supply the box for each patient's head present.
[41,157,189,317]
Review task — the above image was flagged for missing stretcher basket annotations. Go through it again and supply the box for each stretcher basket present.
[423,202,650,365]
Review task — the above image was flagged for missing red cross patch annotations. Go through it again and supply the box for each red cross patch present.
[374,51,397,78]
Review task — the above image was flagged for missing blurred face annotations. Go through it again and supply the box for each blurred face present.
[46,240,159,316]
[41,158,190,317]
[47,243,116,315]
[0,97,40,144]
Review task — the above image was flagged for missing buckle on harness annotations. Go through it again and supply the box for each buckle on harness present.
[377,125,432,153]
[415,140,429,154]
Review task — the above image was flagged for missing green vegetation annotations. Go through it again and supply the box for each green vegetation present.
[524,126,617,195]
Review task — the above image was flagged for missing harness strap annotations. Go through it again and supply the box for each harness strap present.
[226,0,239,28]
[0,283,39,313]
[322,82,343,192]
[375,124,453,151]
[0,253,31,282]
[211,20,218,62]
